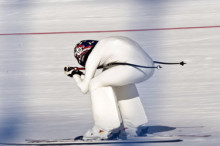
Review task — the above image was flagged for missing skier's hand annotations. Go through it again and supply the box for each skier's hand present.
[64,66,84,78]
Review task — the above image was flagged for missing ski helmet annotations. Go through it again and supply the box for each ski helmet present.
[74,40,98,66]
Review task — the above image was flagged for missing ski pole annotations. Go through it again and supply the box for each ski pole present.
[72,61,186,71]
[154,61,186,66]
[76,63,161,70]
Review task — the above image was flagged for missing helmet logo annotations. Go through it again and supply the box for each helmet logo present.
[75,46,83,56]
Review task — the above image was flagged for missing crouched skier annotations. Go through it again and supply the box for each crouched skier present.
[64,36,155,140]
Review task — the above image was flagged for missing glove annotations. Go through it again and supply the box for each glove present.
[64,66,84,77]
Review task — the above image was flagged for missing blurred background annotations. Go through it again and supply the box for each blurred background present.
[0,0,220,145]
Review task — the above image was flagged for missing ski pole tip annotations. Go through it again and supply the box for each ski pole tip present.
[180,61,186,66]
[157,65,162,69]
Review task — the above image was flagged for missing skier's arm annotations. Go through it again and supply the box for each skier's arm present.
[73,50,100,94]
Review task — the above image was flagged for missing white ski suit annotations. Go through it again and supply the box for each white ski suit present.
[73,36,155,139]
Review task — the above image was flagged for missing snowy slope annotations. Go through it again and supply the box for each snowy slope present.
[0,0,220,145]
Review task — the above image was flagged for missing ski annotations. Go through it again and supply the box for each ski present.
[0,136,182,145]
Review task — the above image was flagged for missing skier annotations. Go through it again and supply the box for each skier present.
[64,36,155,140]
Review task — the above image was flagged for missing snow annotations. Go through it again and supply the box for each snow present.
[0,0,220,145]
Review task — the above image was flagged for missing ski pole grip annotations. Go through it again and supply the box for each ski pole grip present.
[64,66,79,72]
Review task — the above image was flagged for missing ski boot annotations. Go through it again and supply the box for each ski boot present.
[74,126,121,141]
[120,124,149,138]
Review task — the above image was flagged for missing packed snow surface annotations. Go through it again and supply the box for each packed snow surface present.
[0,0,220,145]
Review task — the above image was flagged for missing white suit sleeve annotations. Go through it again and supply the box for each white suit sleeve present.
[73,49,101,94]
